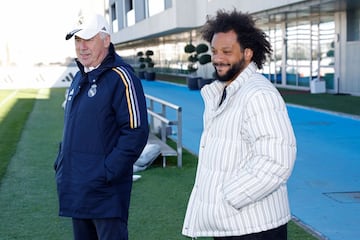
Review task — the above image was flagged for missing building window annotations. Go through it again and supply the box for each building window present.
[164,0,172,9]
[126,0,135,26]
[111,3,118,32]
[263,25,283,84]
[282,17,335,88]
[347,8,360,41]
[286,21,312,87]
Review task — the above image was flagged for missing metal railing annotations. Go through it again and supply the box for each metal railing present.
[145,94,183,167]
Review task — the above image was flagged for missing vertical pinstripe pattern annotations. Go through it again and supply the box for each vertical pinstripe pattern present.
[182,62,297,238]
[112,67,141,129]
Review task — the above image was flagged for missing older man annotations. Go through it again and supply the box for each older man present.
[54,14,149,240]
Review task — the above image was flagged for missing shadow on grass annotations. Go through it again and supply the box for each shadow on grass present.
[0,91,36,184]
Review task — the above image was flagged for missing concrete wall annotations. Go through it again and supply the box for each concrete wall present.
[344,42,360,95]
[111,0,306,43]
[206,0,305,15]
[111,0,205,43]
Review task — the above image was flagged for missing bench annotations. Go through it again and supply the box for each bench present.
[145,94,182,167]
[147,133,177,166]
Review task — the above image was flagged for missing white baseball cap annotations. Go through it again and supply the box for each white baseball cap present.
[66,14,110,40]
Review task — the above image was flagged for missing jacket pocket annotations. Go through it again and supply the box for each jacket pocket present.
[71,151,107,185]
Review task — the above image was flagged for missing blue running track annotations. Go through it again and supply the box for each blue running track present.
[141,80,360,240]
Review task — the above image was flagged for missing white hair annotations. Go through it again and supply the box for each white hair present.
[99,32,110,40]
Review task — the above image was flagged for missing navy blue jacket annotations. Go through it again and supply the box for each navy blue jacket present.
[54,43,149,220]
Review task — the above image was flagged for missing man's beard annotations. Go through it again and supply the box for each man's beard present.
[214,58,246,82]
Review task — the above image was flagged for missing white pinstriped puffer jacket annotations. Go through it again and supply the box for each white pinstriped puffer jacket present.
[182,62,297,238]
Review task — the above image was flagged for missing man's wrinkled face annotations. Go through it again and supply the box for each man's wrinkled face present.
[211,30,252,83]
[75,33,110,68]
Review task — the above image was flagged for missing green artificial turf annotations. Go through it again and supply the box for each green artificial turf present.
[3,85,359,239]
[278,88,360,116]
[0,88,71,239]
[0,89,37,182]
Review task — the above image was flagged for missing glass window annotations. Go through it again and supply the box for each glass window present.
[347,8,360,41]
[286,21,312,86]
[262,25,282,84]
[126,0,135,27]
[111,3,116,21]
[111,3,118,32]
[319,20,335,89]
[284,16,334,88]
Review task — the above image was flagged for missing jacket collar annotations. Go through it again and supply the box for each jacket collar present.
[75,43,131,84]
[202,62,257,102]
[225,61,257,98]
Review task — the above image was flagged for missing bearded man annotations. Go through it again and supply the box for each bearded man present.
[182,10,297,240]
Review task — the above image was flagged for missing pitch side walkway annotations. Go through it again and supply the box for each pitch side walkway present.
[141,80,360,240]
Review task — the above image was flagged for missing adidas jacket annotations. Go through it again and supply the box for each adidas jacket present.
[54,43,149,220]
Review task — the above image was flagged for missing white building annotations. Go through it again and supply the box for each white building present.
[107,0,360,96]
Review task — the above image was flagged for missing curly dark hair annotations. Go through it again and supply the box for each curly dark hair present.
[201,9,272,69]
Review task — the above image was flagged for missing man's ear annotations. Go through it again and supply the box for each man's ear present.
[244,48,253,61]
[104,35,111,48]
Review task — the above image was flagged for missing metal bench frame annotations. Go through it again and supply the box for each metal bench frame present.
[145,94,182,167]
